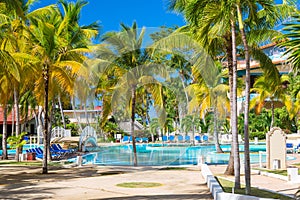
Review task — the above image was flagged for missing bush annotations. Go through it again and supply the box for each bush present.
[66,123,79,136]
[249,131,266,140]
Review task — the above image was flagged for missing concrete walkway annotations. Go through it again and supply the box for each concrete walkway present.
[0,165,213,200]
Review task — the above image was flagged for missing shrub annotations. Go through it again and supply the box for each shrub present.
[249,131,266,140]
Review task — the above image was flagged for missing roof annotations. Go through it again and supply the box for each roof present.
[0,106,36,125]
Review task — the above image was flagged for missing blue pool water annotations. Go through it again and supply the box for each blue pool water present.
[0,144,39,156]
[75,143,292,166]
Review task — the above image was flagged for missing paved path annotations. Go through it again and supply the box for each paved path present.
[0,165,213,200]
[209,152,300,198]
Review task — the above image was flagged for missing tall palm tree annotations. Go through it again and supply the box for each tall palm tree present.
[187,64,229,153]
[250,74,292,129]
[95,22,164,166]
[168,0,241,188]
[28,0,98,173]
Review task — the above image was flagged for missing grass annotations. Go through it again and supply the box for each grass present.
[217,177,293,200]
[116,182,163,188]
[158,167,187,170]
[253,167,300,176]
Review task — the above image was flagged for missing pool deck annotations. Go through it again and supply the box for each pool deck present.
[1,150,300,199]
[0,164,213,200]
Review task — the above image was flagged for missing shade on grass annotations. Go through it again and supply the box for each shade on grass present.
[217,177,293,200]
[116,182,163,188]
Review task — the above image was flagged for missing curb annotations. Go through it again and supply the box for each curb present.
[200,164,278,200]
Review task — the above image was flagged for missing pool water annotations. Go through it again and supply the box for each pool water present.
[0,144,39,156]
[77,143,286,166]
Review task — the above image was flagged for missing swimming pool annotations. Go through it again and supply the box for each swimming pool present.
[0,144,39,156]
[75,143,286,166]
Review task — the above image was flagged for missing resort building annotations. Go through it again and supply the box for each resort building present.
[63,106,102,125]
[0,107,37,136]
[236,43,292,114]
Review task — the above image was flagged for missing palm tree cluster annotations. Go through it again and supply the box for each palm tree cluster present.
[0,0,99,173]
[2,2,300,196]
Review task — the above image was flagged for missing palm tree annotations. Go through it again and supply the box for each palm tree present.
[167,0,241,187]
[28,0,98,173]
[187,64,229,153]
[250,74,292,129]
[149,118,161,142]
[95,22,164,166]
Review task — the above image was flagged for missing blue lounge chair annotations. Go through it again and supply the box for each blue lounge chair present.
[169,135,175,143]
[286,143,294,153]
[195,136,201,143]
[162,135,168,142]
[122,136,129,143]
[135,137,142,143]
[51,144,72,157]
[142,137,148,143]
[202,135,209,142]
[185,135,191,143]
[177,135,184,142]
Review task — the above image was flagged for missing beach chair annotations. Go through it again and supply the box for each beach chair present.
[169,135,175,143]
[142,137,148,143]
[177,135,184,143]
[162,135,168,142]
[195,136,201,143]
[295,143,300,153]
[51,144,72,158]
[122,136,130,143]
[185,135,191,143]
[202,135,209,142]
[286,143,294,153]
[135,137,142,143]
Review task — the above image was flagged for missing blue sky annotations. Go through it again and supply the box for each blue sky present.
[31,0,186,34]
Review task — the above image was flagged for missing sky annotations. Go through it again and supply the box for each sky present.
[31,0,186,34]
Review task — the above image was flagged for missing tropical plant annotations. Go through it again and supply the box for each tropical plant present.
[187,63,229,153]
[94,22,164,166]
[250,74,292,129]
[28,0,98,173]
[7,132,27,151]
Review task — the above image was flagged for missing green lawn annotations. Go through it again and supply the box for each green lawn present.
[216,177,293,200]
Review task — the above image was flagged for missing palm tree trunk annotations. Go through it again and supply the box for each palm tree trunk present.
[11,105,14,136]
[2,104,8,159]
[270,101,274,129]
[47,100,55,161]
[231,17,241,189]
[131,87,138,166]
[238,5,251,194]
[58,95,66,129]
[213,107,223,153]
[42,64,49,174]
[224,33,235,176]
[14,87,21,161]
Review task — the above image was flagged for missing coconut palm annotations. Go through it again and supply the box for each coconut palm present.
[95,22,164,166]
[28,0,98,173]
[250,74,292,129]
[187,63,229,153]
[168,0,243,187]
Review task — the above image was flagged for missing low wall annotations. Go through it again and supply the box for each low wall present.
[200,164,277,200]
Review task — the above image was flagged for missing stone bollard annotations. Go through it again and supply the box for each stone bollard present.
[76,155,82,167]
[287,167,298,182]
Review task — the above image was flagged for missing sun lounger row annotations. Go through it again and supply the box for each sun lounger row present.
[122,136,148,143]
[26,147,60,159]
[162,135,191,143]
[26,144,74,159]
